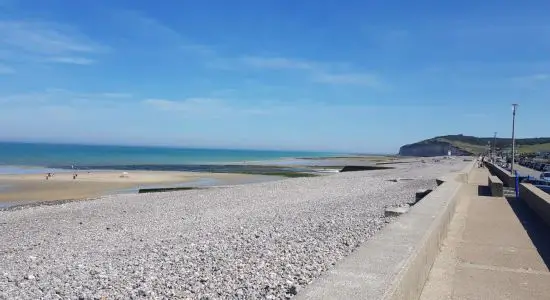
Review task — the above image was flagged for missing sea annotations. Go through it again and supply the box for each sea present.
[0,142,337,174]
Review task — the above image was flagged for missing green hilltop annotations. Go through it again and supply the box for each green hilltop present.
[400,134,550,156]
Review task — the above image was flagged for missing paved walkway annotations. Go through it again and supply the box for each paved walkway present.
[420,167,550,300]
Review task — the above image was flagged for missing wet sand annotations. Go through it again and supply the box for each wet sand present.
[0,171,280,207]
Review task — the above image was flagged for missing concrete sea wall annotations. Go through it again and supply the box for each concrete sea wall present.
[520,183,550,227]
[485,161,515,187]
[297,162,475,300]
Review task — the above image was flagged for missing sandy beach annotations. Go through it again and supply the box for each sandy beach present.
[0,170,280,207]
[0,155,401,208]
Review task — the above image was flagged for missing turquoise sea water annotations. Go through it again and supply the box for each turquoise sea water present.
[0,142,335,171]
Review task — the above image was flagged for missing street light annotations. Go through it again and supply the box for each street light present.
[511,104,518,174]
[492,131,497,163]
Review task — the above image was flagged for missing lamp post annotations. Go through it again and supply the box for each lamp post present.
[511,104,518,174]
[493,132,497,162]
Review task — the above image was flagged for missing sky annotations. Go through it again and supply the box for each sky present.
[0,0,549,153]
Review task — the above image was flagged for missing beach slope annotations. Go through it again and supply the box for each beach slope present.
[0,159,467,299]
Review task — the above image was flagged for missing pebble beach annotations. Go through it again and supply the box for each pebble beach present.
[0,158,467,299]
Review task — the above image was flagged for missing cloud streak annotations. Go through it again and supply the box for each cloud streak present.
[116,10,215,57]
[239,55,384,87]
[46,57,95,65]
[114,11,384,89]
[241,56,315,70]
[313,72,382,87]
[0,89,134,106]
[511,73,550,88]
[0,20,106,65]
[143,98,270,117]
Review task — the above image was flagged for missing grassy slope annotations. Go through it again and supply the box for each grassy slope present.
[517,143,550,154]
[436,138,488,155]
[409,135,550,155]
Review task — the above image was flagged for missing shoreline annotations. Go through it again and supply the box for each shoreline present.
[0,170,284,209]
[0,154,394,173]
[0,155,399,209]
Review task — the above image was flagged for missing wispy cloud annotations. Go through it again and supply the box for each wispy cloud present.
[514,73,549,82]
[143,98,270,116]
[144,98,224,112]
[181,44,215,56]
[116,10,214,56]
[0,20,106,65]
[0,89,134,105]
[0,62,14,74]
[143,97,383,118]
[313,72,382,87]
[113,11,384,89]
[100,92,133,98]
[237,55,384,88]
[241,56,315,70]
[46,57,95,65]
[118,10,182,42]
[511,73,550,88]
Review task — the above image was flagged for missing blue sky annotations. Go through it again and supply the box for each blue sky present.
[0,0,549,153]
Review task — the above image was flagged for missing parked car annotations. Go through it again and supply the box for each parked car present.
[540,172,550,181]
[522,159,529,165]
[538,163,547,171]
[543,165,550,172]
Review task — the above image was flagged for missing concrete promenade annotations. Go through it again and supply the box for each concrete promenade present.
[420,166,550,299]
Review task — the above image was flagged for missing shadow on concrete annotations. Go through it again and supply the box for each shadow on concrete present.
[477,185,491,196]
[506,196,550,269]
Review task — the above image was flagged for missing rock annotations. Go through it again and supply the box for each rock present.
[24,274,35,280]
[384,206,410,217]
[287,285,299,295]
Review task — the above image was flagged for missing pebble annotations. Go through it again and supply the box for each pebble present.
[24,274,35,280]
[0,160,466,299]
